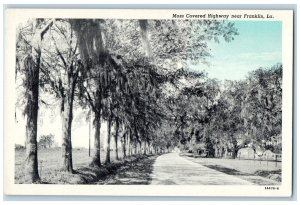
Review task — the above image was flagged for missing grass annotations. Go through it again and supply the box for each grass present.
[15,147,149,184]
[181,153,281,173]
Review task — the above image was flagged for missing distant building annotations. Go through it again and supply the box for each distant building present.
[237,147,255,159]
[263,150,281,161]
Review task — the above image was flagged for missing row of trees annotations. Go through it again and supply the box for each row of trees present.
[16,18,238,182]
[171,64,282,158]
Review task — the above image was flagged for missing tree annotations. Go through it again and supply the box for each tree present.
[198,64,283,158]
[40,19,81,172]
[38,134,55,148]
[17,19,54,182]
[243,64,282,147]
[73,19,107,168]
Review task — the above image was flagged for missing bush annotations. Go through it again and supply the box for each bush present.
[38,134,55,148]
[273,143,282,154]
[15,144,25,150]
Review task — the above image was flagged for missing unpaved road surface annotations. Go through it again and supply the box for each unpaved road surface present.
[95,152,278,185]
[151,152,253,185]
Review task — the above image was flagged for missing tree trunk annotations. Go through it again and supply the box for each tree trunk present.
[90,111,101,167]
[114,118,119,160]
[127,131,131,157]
[143,141,147,155]
[105,117,112,164]
[134,139,137,155]
[148,142,152,154]
[24,55,40,183]
[61,96,74,173]
[24,20,53,183]
[139,20,153,59]
[122,132,126,159]
[23,19,54,182]
[138,141,142,154]
[230,136,238,159]
[129,129,133,156]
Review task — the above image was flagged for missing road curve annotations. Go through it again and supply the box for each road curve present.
[151,152,253,185]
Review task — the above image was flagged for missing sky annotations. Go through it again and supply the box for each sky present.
[191,21,282,81]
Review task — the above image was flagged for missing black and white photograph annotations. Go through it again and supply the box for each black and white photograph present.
[3,9,293,196]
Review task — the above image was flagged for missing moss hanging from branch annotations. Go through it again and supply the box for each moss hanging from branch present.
[70,19,106,67]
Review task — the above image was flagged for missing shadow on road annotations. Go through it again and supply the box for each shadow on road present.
[204,165,252,176]
[97,155,158,185]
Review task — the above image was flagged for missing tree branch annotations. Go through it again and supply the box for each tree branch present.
[85,89,96,111]
[51,34,68,68]
[40,19,55,40]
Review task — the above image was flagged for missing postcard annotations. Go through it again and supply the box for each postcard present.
[4,8,293,196]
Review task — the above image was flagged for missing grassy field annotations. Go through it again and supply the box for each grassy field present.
[15,147,134,184]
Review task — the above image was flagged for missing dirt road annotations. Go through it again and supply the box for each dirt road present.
[151,152,253,185]
[94,152,278,185]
